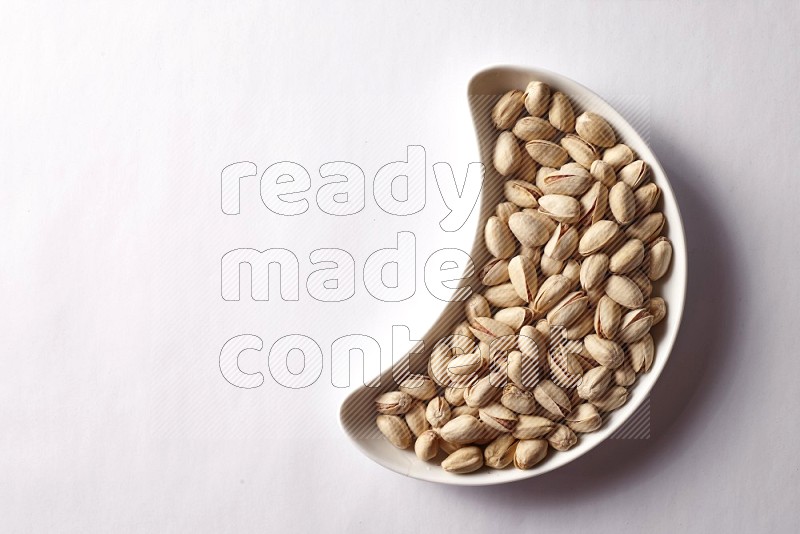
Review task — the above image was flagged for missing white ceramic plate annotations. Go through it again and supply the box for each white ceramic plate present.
[340,66,687,486]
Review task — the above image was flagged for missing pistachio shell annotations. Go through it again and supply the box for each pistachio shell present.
[591,386,628,412]
[648,237,673,280]
[484,433,518,469]
[445,385,466,407]
[560,134,600,168]
[605,275,645,309]
[532,274,573,314]
[609,181,637,224]
[507,350,542,390]
[602,143,635,170]
[518,325,547,361]
[540,168,593,196]
[548,91,575,132]
[583,334,624,368]
[479,402,519,432]
[590,159,617,188]
[442,446,484,473]
[629,334,655,373]
[580,253,609,291]
[609,238,645,274]
[508,255,539,302]
[513,439,548,469]
[576,365,612,400]
[376,414,414,448]
[504,179,542,208]
[546,291,589,327]
[404,401,430,437]
[494,131,521,176]
[634,183,660,216]
[535,165,557,190]
[414,429,440,461]
[566,403,603,433]
[626,212,665,242]
[629,271,653,299]
[399,374,438,400]
[447,352,485,376]
[451,405,479,418]
[469,316,515,344]
[439,415,488,445]
[614,364,636,387]
[538,194,581,223]
[533,379,572,418]
[524,81,551,117]
[513,115,558,141]
[483,283,526,308]
[525,139,570,167]
[579,181,609,225]
[496,201,520,223]
[464,375,502,408]
[619,160,650,189]
[375,391,414,415]
[548,424,578,451]
[494,306,534,331]
[501,383,538,415]
[513,415,557,439]
[540,254,565,277]
[594,295,622,339]
[544,223,579,261]
[485,216,516,259]
[508,211,553,247]
[617,308,653,343]
[648,297,667,324]
[575,111,617,147]
[563,312,595,340]
[578,220,620,255]
[465,293,491,326]
[492,90,525,129]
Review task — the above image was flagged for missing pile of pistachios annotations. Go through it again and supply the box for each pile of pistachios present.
[374,80,673,474]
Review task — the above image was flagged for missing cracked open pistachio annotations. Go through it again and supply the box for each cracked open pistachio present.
[534,380,572,418]
[375,391,414,415]
[484,433,518,469]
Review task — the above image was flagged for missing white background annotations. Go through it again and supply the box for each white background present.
[2,1,798,532]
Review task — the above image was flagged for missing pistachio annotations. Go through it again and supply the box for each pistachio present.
[518,325,547,360]
[627,212,665,242]
[609,181,637,224]
[484,433,518,469]
[548,424,578,451]
[438,437,463,455]
[629,270,653,299]
[609,238,645,274]
[504,179,542,208]
[578,220,620,256]
[414,429,440,461]
[494,131,522,176]
[617,308,653,343]
[513,115,558,141]
[465,294,491,326]
[428,344,453,385]
[514,439,548,469]
[562,259,581,284]
[492,90,525,129]
[442,446,484,474]
[399,374,438,400]
[605,275,645,309]
[469,316,515,344]
[524,81,551,117]
[540,254,565,277]
[594,295,622,339]
[425,397,450,428]
[507,350,541,390]
[619,160,650,189]
[561,134,600,169]
[548,91,575,132]
[614,363,636,387]
[464,375,502,408]
[563,313,595,340]
[634,182,660,216]
[445,385,466,407]
[579,181,609,225]
[535,165,557,190]
[544,223,579,261]
[508,255,538,302]
[547,291,589,327]
[575,111,616,148]
[479,402,519,432]
[629,334,654,373]
[591,386,629,412]
[590,159,617,188]
[540,168,593,196]
[566,403,603,433]
[525,139,570,167]
[580,253,609,291]
[538,194,581,223]
[496,201,520,223]
[648,237,673,280]
[602,143,635,170]
[494,306,534,331]
[584,334,624,368]
[508,211,553,247]
[376,414,414,449]
[501,383,538,415]
[513,415,557,439]
[484,283,526,308]
[375,391,414,415]
[532,274,573,313]
[485,215,516,259]
[548,349,586,387]
[439,414,488,445]
[447,353,484,378]
[451,405,479,418]
[534,379,572,418]
[648,297,667,324]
